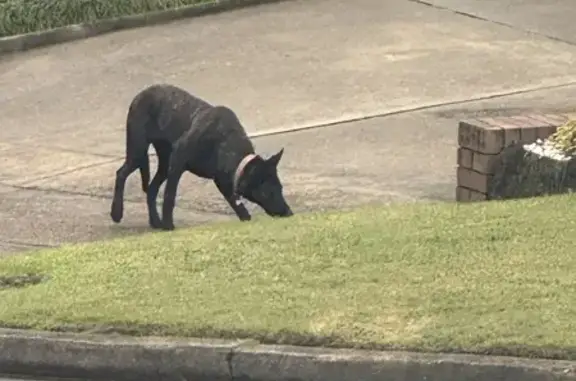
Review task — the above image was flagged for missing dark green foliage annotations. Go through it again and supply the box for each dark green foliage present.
[489,143,576,200]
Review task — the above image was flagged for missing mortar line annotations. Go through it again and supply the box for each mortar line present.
[407,0,576,47]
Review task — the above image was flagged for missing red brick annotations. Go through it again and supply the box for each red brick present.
[480,115,558,145]
[535,125,557,140]
[500,116,554,144]
[457,167,491,194]
[477,126,505,154]
[458,119,480,151]
[480,116,523,128]
[456,186,471,202]
[502,126,522,146]
[469,188,488,201]
[456,186,487,202]
[525,113,558,127]
[459,119,505,154]
[542,113,569,126]
[472,151,498,175]
[520,126,539,144]
[512,116,554,142]
[479,117,521,148]
[457,148,473,169]
[510,115,550,128]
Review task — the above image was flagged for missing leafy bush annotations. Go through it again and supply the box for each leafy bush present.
[0,0,208,37]
[549,119,576,156]
[489,119,576,201]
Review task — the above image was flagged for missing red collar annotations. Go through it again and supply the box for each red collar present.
[233,154,258,195]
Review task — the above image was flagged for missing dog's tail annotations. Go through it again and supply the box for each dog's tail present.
[139,153,150,194]
[125,91,152,194]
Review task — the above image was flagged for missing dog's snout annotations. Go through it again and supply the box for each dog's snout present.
[266,203,293,218]
[277,204,293,217]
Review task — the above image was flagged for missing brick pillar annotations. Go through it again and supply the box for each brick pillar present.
[456,113,571,202]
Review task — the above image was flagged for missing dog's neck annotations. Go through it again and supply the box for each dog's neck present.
[233,154,258,195]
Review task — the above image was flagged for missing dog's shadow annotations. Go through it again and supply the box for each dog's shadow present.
[107,224,155,237]
[105,212,235,236]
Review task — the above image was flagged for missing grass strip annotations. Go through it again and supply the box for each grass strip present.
[0,195,575,360]
[0,0,210,38]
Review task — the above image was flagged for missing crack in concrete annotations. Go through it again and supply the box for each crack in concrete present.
[15,158,120,187]
[0,239,57,249]
[226,347,236,380]
[0,181,232,216]
[38,145,119,159]
[407,0,576,47]
[5,80,576,213]
[226,340,260,381]
[12,79,576,190]
[0,181,131,203]
[248,81,576,139]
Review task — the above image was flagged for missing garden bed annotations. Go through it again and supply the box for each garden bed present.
[457,113,576,201]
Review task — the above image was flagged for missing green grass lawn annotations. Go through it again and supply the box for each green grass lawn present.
[0,0,210,37]
[1,195,575,360]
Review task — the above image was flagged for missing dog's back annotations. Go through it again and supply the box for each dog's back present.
[128,84,251,146]
[127,84,211,143]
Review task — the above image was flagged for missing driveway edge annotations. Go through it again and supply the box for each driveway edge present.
[0,328,575,381]
[0,0,291,55]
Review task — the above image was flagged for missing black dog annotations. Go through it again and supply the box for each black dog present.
[110,84,293,231]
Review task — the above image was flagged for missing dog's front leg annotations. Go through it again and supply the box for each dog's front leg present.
[161,160,186,231]
[214,179,251,221]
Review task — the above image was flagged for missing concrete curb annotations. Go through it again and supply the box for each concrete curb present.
[0,0,291,55]
[0,329,575,381]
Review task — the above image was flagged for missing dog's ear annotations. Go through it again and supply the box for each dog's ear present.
[266,148,284,168]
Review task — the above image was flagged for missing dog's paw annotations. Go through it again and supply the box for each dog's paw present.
[161,221,176,231]
[149,218,164,230]
[110,209,123,223]
[237,212,251,222]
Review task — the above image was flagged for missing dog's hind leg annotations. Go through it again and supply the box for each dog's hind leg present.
[110,133,149,224]
[147,140,171,229]
[140,153,150,194]
[110,159,141,223]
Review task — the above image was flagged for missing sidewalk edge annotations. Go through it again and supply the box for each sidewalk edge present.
[0,0,292,55]
[0,328,575,380]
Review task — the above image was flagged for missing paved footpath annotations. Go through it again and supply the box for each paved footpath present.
[1,0,576,254]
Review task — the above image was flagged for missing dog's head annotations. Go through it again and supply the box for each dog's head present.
[236,149,293,218]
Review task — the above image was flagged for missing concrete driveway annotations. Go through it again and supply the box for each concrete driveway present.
[419,0,576,44]
[1,0,576,253]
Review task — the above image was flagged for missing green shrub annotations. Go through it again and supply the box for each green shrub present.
[0,0,208,37]
[549,119,576,156]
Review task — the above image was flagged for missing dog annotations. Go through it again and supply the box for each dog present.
[110,84,293,231]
